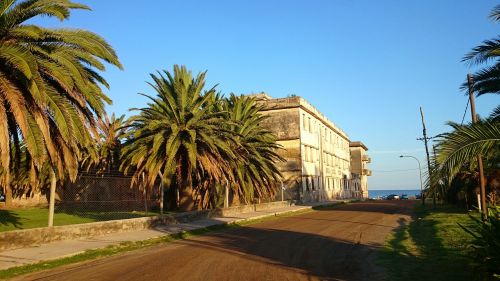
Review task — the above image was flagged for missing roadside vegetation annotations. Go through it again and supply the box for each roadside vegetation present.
[419,4,500,280]
[0,208,160,232]
[380,6,500,281]
[0,0,284,229]
[378,204,476,281]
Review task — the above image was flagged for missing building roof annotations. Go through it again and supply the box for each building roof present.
[255,94,350,141]
[349,141,368,151]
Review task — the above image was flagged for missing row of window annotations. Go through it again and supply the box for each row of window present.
[303,145,349,169]
[303,176,351,191]
[324,152,349,170]
[302,114,349,150]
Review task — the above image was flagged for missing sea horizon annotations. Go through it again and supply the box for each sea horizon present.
[368,189,421,199]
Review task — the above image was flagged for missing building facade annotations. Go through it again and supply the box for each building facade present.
[349,142,371,199]
[255,93,371,202]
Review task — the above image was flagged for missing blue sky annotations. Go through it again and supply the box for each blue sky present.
[38,0,498,190]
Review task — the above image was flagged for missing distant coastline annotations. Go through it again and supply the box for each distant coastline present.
[368,189,420,199]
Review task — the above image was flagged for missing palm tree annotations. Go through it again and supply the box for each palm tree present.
[462,4,500,96]
[0,0,122,225]
[121,65,235,211]
[434,121,500,180]
[223,94,284,204]
[82,113,128,174]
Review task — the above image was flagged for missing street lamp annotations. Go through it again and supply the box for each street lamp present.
[399,155,424,205]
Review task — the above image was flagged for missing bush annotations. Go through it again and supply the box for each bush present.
[460,206,500,280]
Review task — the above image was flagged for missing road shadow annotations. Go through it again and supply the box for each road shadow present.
[174,225,383,281]
[0,209,22,230]
[376,205,474,281]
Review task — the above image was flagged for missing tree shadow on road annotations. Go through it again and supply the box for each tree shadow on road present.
[175,225,383,281]
[376,205,474,281]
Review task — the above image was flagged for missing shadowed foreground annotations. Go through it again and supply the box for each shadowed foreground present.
[14,201,415,281]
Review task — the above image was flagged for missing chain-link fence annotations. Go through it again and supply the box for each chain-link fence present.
[0,171,300,231]
[56,172,161,221]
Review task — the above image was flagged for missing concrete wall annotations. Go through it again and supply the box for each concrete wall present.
[0,201,292,251]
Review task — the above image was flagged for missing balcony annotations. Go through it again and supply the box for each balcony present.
[362,169,372,176]
[362,155,371,163]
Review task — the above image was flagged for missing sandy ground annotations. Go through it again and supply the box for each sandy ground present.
[13,200,415,281]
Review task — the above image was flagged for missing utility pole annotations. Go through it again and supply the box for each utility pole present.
[432,144,441,204]
[418,107,434,207]
[467,74,488,218]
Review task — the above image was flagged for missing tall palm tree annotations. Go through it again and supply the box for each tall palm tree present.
[121,65,235,211]
[0,0,122,222]
[223,94,283,204]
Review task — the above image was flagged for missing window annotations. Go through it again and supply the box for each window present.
[303,114,307,130]
[308,117,311,132]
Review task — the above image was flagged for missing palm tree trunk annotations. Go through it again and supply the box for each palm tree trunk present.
[4,185,12,207]
[178,160,195,211]
[179,179,195,211]
[48,167,56,227]
[231,188,240,206]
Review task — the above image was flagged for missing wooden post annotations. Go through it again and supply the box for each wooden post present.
[477,193,482,213]
[158,171,164,215]
[224,179,229,208]
[420,107,434,207]
[467,74,488,218]
[281,180,284,202]
[48,168,56,227]
[144,187,148,215]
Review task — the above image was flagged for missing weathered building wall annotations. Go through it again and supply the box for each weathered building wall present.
[256,94,364,202]
[349,143,371,199]
[259,107,302,201]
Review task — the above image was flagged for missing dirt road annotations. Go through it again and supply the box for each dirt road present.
[15,200,415,281]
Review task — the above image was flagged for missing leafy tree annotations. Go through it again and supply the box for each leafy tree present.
[0,0,121,221]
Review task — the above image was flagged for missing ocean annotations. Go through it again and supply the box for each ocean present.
[368,189,421,199]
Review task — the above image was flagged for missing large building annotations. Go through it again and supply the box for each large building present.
[349,141,371,199]
[254,93,371,202]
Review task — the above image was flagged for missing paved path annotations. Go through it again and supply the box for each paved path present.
[11,200,415,281]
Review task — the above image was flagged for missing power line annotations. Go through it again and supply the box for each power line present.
[460,98,470,125]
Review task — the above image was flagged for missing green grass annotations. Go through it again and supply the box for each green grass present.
[377,204,477,281]
[0,208,160,232]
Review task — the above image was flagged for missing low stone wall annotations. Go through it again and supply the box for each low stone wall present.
[0,201,291,251]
